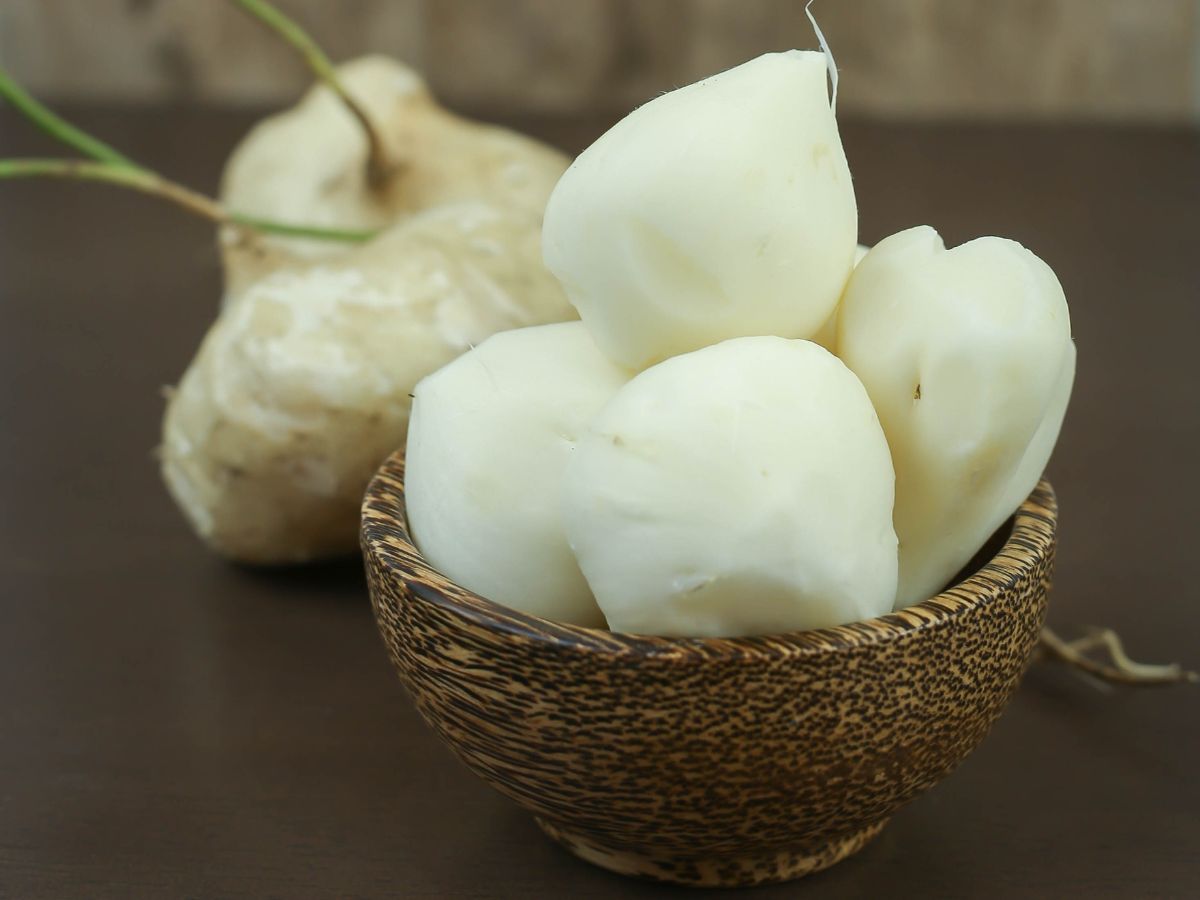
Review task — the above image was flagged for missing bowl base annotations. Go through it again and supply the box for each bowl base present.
[535,817,889,887]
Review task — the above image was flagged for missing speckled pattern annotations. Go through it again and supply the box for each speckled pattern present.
[362,451,1056,887]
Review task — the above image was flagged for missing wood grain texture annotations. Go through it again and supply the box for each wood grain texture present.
[0,0,1196,121]
[363,451,1057,886]
[0,106,1196,898]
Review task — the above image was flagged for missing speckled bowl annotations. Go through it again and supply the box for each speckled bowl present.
[362,450,1056,887]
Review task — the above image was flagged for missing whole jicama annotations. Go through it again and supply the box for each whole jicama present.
[542,50,857,369]
[838,226,1075,609]
[405,323,629,626]
[561,336,898,638]
[162,203,574,565]
[159,55,578,563]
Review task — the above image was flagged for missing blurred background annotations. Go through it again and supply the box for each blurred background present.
[1,5,1197,898]
[1,0,1197,124]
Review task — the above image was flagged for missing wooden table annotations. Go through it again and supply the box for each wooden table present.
[1,107,1197,899]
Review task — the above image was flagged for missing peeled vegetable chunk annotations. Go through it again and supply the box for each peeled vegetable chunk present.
[220,56,569,265]
[562,337,898,638]
[542,51,857,369]
[162,203,574,565]
[405,323,629,626]
[837,226,1074,609]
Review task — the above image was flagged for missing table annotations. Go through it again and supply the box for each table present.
[1,106,1197,899]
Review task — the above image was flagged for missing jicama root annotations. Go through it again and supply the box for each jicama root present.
[190,50,577,562]
[838,227,1075,610]
[542,50,856,370]
[561,337,898,638]
[405,322,628,625]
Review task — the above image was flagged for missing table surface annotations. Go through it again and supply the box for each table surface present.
[1,106,1197,899]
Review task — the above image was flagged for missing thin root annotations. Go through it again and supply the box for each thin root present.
[1038,626,1198,687]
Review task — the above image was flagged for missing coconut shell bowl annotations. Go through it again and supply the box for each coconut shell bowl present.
[361,449,1057,888]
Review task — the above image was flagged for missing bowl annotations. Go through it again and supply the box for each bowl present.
[362,449,1056,887]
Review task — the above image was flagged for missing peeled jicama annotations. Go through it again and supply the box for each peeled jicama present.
[542,50,857,369]
[405,323,629,626]
[837,226,1074,609]
[561,336,898,638]
[162,203,574,565]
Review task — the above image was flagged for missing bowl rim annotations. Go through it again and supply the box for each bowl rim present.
[362,449,1056,659]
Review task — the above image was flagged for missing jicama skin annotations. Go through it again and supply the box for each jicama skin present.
[837,226,1074,610]
[405,323,629,626]
[161,203,574,565]
[220,55,570,273]
[543,50,857,370]
[562,337,898,638]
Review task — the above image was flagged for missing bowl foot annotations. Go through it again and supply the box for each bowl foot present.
[535,817,889,887]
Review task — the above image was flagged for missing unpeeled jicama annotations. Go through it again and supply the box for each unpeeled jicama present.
[162,203,574,565]
[542,50,857,370]
[162,54,578,563]
[561,336,898,637]
[837,226,1075,609]
[405,322,629,626]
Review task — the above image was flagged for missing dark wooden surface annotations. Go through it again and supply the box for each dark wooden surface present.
[1,106,1197,899]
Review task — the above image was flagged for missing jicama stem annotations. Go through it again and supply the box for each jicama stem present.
[0,158,374,243]
[0,69,378,243]
[1039,626,1198,687]
[230,0,394,189]
[0,66,138,169]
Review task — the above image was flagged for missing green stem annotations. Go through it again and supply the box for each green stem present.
[227,212,377,243]
[0,57,377,243]
[230,0,393,188]
[0,67,141,170]
[0,158,375,243]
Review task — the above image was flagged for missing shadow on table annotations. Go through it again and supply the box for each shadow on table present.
[228,553,368,606]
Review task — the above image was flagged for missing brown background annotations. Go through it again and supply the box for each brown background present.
[1,0,1199,897]
[2,0,1199,122]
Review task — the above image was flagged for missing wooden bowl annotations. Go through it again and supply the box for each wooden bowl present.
[362,450,1056,887]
